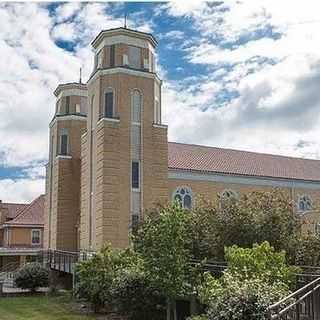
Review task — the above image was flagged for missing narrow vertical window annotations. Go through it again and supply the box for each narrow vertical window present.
[59,131,69,156]
[65,96,70,114]
[132,161,139,189]
[132,90,141,123]
[104,90,114,118]
[110,45,115,67]
[75,104,80,114]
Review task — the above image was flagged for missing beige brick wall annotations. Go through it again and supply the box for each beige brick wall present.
[80,68,167,250]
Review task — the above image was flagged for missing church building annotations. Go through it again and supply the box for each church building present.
[44,27,320,253]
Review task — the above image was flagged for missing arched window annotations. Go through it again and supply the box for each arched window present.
[131,90,142,123]
[104,88,114,118]
[220,189,239,201]
[298,195,312,212]
[173,186,192,209]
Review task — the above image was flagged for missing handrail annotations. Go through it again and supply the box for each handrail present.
[269,277,320,309]
[267,276,320,319]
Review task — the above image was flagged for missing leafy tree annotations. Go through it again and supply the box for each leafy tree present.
[133,204,198,320]
[14,262,49,292]
[295,232,320,266]
[189,190,301,263]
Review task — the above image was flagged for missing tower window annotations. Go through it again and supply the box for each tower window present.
[59,129,69,156]
[132,161,140,189]
[132,90,141,123]
[65,96,70,114]
[110,45,115,67]
[128,46,141,69]
[104,90,114,118]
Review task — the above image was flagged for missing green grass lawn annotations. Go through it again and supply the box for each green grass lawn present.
[0,294,96,320]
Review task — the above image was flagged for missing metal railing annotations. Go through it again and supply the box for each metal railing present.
[38,250,94,274]
[267,277,320,319]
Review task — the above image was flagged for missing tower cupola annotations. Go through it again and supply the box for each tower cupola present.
[91,27,157,73]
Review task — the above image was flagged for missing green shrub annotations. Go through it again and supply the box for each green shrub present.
[110,269,166,320]
[75,246,143,312]
[197,242,293,320]
[225,241,299,286]
[14,262,49,292]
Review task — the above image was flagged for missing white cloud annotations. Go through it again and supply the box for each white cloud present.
[0,178,44,203]
[0,2,153,201]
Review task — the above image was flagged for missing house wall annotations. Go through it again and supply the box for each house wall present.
[3,227,43,247]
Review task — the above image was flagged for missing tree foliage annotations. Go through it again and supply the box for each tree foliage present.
[133,204,196,301]
[189,190,301,263]
[14,262,49,292]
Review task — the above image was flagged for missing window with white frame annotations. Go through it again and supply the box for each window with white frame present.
[31,229,41,245]
[315,223,320,235]
[173,186,192,209]
[298,195,312,212]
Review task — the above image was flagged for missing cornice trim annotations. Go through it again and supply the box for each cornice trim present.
[49,115,87,128]
[88,67,161,85]
[168,169,320,190]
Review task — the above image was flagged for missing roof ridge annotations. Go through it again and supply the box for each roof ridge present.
[8,195,44,224]
[168,141,320,162]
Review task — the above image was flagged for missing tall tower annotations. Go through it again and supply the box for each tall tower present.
[44,83,88,251]
[80,28,168,250]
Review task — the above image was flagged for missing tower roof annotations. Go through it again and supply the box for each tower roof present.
[91,27,158,49]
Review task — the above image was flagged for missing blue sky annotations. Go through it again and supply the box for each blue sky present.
[1,1,320,202]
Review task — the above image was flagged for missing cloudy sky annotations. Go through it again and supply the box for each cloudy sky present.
[1,1,320,202]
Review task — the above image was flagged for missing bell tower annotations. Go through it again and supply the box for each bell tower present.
[80,28,168,250]
[44,82,88,251]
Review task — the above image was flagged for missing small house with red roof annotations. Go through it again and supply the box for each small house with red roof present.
[0,195,45,268]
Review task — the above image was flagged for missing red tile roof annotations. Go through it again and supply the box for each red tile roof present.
[1,203,28,219]
[168,142,320,182]
[6,195,45,226]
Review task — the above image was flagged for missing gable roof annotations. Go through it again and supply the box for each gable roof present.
[168,142,320,182]
[6,195,45,227]
[0,203,28,219]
